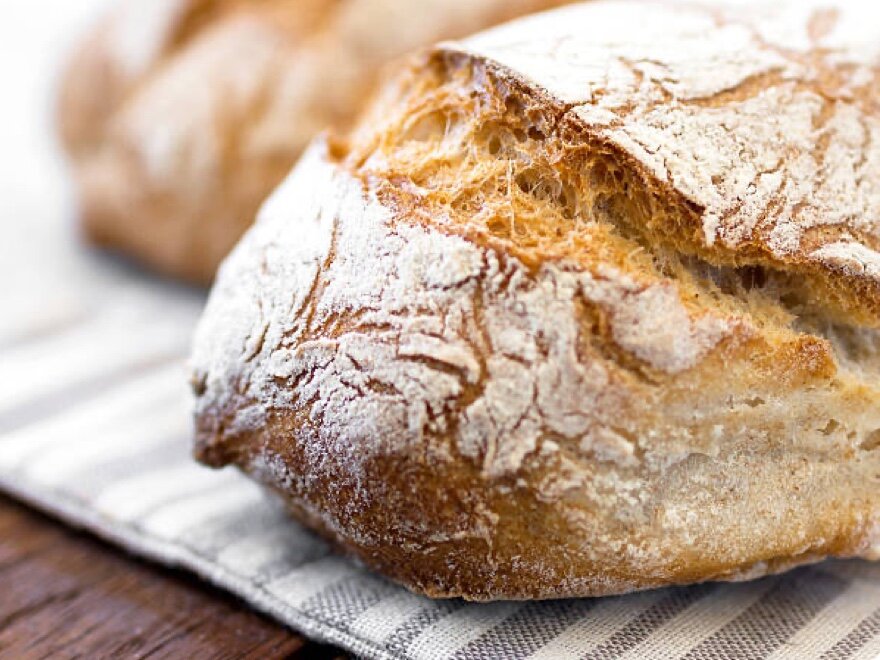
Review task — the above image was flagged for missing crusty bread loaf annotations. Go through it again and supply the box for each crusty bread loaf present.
[58,0,572,283]
[191,0,880,600]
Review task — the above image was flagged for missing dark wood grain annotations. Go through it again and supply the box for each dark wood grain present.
[0,495,348,659]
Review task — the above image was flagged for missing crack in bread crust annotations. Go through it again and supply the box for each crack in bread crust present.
[191,0,880,600]
[437,0,880,325]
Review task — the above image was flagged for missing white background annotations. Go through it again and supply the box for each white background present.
[1,1,115,236]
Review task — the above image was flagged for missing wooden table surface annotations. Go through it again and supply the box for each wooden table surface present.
[0,495,348,659]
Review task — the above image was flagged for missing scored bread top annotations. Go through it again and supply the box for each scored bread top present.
[403,0,880,325]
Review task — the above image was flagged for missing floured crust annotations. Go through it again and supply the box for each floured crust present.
[58,0,573,283]
[191,0,880,600]
[451,0,880,325]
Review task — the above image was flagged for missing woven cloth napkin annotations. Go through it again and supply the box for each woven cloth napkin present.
[3,203,880,660]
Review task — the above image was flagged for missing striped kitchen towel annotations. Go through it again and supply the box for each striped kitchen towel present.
[3,227,880,660]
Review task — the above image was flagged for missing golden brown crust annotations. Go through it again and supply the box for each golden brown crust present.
[58,0,573,283]
[191,0,880,600]
[379,4,880,326]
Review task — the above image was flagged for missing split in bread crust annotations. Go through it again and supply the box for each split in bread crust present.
[192,0,880,599]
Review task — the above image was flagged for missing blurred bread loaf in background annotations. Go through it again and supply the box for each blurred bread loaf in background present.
[58,0,572,283]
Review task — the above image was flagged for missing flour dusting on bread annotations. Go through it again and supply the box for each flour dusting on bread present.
[192,0,880,600]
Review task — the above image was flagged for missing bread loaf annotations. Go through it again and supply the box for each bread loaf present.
[58,0,572,283]
[191,0,880,599]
